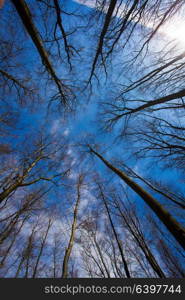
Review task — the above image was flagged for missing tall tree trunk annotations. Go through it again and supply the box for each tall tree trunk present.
[32,219,52,278]
[93,236,111,278]
[88,0,118,81]
[0,215,29,267]
[0,214,20,245]
[11,0,67,104]
[97,182,131,278]
[127,168,185,209]
[115,199,166,278]
[89,147,185,250]
[61,175,83,278]
[15,256,25,278]
[24,232,35,278]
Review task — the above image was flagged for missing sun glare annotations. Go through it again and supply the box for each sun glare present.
[160,17,185,49]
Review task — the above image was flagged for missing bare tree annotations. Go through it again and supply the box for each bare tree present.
[0,214,29,268]
[11,0,75,106]
[32,218,52,278]
[15,219,39,278]
[96,180,131,277]
[112,194,166,277]
[88,146,185,250]
[0,135,69,205]
[146,214,185,278]
[123,114,185,171]
[87,0,184,83]
[61,174,84,278]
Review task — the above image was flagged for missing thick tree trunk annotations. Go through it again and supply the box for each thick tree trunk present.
[11,0,67,104]
[90,147,185,250]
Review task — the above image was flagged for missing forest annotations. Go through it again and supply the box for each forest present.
[0,0,185,278]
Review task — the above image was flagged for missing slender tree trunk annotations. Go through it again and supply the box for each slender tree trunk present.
[115,200,166,278]
[61,175,83,278]
[123,51,185,94]
[97,183,131,278]
[124,88,185,116]
[90,147,185,250]
[15,256,25,278]
[0,215,20,245]
[23,221,38,278]
[88,0,118,81]
[93,236,111,278]
[32,219,52,278]
[110,239,124,277]
[0,216,28,267]
[128,168,185,209]
[24,233,35,278]
[53,241,57,278]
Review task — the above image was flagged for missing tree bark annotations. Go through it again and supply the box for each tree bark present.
[90,147,185,250]
[61,175,83,278]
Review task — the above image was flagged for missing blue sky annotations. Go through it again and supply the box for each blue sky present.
[0,0,184,206]
[1,0,184,212]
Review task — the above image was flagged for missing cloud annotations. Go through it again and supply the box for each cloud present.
[73,0,97,9]
[50,119,70,138]
[50,119,60,135]
[63,128,70,136]
[79,187,97,213]
[74,0,125,17]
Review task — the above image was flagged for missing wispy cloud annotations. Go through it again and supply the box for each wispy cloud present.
[50,119,60,135]
[50,119,70,137]
[73,0,97,9]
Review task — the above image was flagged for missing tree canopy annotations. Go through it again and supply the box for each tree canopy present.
[0,0,184,279]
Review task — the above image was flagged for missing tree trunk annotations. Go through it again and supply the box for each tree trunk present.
[11,0,67,104]
[32,219,52,278]
[97,182,131,278]
[115,200,166,278]
[61,175,83,278]
[124,88,185,116]
[90,147,185,250]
